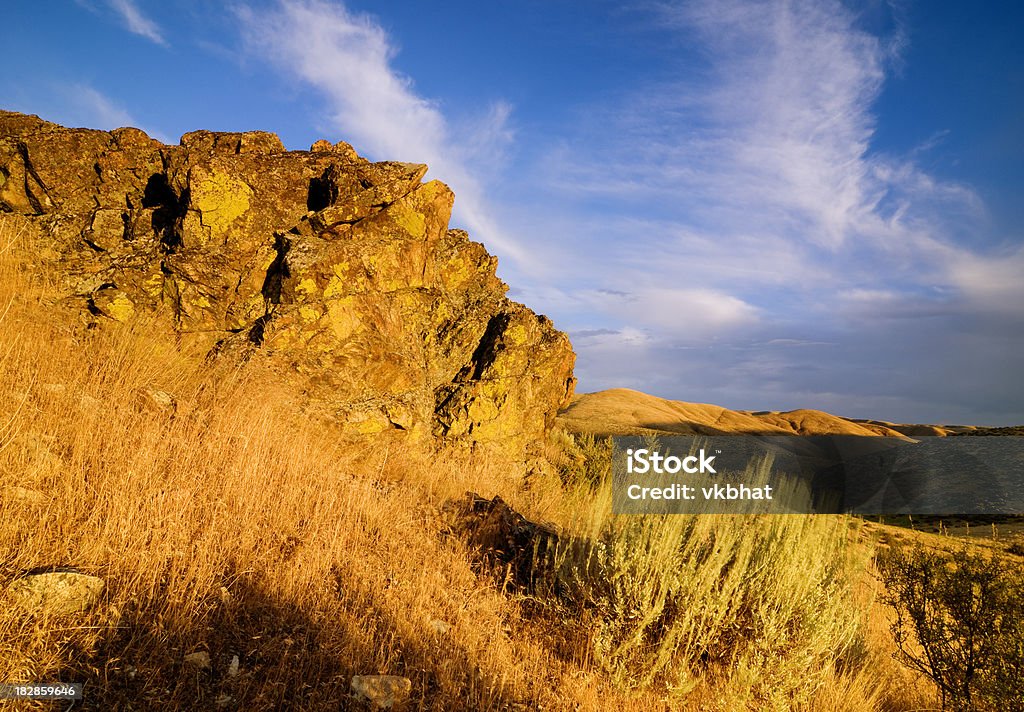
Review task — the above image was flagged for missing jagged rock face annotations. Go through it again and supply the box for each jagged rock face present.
[0,111,575,457]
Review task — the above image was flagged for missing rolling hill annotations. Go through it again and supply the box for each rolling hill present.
[556,388,973,438]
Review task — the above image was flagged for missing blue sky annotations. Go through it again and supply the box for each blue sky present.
[3,0,1022,425]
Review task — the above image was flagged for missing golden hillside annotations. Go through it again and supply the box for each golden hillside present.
[556,387,957,438]
[0,218,940,710]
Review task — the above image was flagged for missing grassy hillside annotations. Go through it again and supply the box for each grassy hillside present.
[0,219,937,710]
[557,388,966,438]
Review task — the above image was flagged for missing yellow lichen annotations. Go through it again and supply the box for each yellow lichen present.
[142,272,164,298]
[389,202,426,239]
[102,293,135,322]
[298,305,320,323]
[324,272,347,299]
[467,397,499,423]
[296,278,319,297]
[505,324,528,346]
[190,169,253,240]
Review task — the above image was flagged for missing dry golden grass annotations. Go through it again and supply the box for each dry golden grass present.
[0,219,933,710]
[557,389,906,437]
[0,220,574,710]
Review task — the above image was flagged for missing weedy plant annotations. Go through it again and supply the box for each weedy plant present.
[547,434,872,708]
[879,543,1024,711]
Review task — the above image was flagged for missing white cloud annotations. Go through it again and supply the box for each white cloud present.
[50,84,170,143]
[235,0,526,265]
[679,0,889,247]
[7,81,169,141]
[611,287,759,338]
[538,0,1014,308]
[519,0,1023,422]
[544,0,987,278]
[107,0,167,46]
[947,247,1024,317]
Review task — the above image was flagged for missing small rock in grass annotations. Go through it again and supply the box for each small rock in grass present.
[183,651,211,671]
[78,393,102,411]
[6,570,104,615]
[350,675,412,709]
[139,387,177,414]
[1,486,48,505]
[428,618,451,636]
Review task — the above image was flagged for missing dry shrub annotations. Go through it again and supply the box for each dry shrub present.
[541,435,866,708]
[880,543,1024,711]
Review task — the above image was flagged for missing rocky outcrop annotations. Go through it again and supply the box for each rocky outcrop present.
[0,111,575,457]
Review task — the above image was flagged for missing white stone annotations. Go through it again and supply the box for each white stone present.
[140,387,176,413]
[428,618,451,636]
[1,486,48,505]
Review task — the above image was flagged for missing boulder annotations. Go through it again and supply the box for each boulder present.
[0,111,575,459]
[6,569,105,615]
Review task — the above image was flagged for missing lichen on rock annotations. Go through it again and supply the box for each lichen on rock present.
[0,110,575,459]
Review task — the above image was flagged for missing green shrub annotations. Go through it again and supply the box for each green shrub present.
[879,543,1024,711]
[551,430,614,486]
[551,445,868,705]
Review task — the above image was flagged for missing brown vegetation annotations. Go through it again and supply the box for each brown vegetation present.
[0,220,940,710]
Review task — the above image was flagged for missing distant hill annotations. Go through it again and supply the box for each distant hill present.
[556,388,975,438]
[951,426,1024,436]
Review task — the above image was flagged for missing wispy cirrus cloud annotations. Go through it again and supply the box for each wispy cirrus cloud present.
[234,0,525,264]
[548,0,983,257]
[107,0,167,46]
[518,0,1024,423]
[59,83,170,142]
[8,82,168,142]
